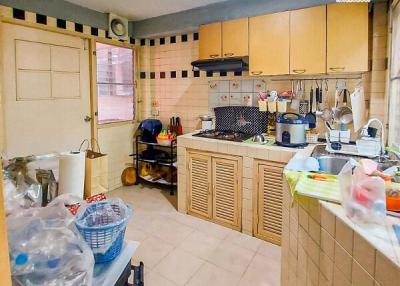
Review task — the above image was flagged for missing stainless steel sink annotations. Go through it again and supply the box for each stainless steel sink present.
[317,156,349,175]
[311,144,400,175]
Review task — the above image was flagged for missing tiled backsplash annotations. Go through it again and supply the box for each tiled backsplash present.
[208,79,265,108]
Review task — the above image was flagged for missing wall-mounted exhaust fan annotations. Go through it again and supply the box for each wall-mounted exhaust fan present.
[108,13,129,41]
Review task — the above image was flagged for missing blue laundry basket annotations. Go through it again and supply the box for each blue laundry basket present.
[75,199,132,263]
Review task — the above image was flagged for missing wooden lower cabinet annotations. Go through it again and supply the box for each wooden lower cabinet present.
[187,152,212,219]
[254,160,285,245]
[187,151,242,230]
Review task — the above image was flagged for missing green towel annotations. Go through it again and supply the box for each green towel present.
[284,170,341,203]
[283,170,302,197]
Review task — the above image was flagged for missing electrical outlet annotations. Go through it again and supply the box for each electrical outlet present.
[151,100,159,107]
[151,109,159,116]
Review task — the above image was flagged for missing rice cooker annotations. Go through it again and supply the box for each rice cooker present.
[276,113,308,147]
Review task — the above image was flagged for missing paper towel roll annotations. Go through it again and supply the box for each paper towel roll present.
[58,151,86,199]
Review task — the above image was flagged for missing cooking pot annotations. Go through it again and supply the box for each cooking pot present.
[276,113,308,147]
[199,115,214,131]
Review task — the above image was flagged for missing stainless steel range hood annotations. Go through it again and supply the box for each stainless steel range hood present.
[191,57,248,72]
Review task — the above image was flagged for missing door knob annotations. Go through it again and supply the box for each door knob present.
[84,115,92,122]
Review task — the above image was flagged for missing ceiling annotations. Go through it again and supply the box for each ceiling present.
[65,0,229,21]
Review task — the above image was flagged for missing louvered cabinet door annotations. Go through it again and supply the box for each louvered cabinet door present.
[256,162,285,245]
[187,153,212,219]
[212,157,242,230]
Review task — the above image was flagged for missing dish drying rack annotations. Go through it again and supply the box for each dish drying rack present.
[325,133,380,158]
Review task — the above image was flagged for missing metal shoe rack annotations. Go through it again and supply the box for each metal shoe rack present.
[133,135,177,195]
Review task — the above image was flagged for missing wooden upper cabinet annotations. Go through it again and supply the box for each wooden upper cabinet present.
[290,6,327,75]
[222,18,249,57]
[212,157,241,230]
[249,11,290,76]
[187,152,212,219]
[199,22,222,59]
[327,3,369,73]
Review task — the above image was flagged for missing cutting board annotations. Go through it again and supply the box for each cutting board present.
[295,172,341,203]
[350,87,366,132]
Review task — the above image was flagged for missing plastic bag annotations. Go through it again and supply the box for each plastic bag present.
[75,198,132,255]
[3,176,42,217]
[338,159,386,224]
[7,201,94,286]
[285,152,319,172]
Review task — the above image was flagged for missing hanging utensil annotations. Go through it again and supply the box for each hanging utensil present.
[315,86,320,111]
[316,84,332,122]
[299,80,309,115]
[338,89,353,125]
[305,86,316,129]
[332,86,342,123]
[290,80,300,110]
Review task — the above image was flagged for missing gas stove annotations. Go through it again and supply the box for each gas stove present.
[192,130,254,142]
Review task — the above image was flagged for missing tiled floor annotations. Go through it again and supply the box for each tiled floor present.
[109,185,281,286]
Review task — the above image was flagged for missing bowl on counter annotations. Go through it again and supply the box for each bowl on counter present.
[157,138,174,146]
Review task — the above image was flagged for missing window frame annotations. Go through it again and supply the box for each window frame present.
[388,0,400,144]
[93,38,138,127]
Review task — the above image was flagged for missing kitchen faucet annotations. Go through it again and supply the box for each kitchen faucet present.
[360,118,386,160]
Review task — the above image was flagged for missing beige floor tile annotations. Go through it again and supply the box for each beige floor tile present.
[132,236,174,269]
[144,270,177,286]
[186,262,241,286]
[206,241,255,276]
[146,217,195,246]
[178,230,223,260]
[109,185,282,285]
[195,218,234,240]
[153,248,205,286]
[239,265,279,286]
[164,211,205,229]
[249,253,281,273]
[224,230,263,252]
[257,241,282,261]
[125,226,149,243]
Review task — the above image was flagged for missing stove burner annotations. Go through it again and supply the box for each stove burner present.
[192,130,253,142]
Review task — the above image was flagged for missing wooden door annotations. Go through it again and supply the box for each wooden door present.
[256,162,285,245]
[199,22,222,59]
[0,175,12,286]
[1,23,91,157]
[327,3,369,73]
[290,6,326,75]
[249,12,290,76]
[212,157,242,230]
[187,152,212,219]
[222,18,249,57]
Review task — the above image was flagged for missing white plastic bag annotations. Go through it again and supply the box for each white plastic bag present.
[7,201,94,286]
[338,159,386,224]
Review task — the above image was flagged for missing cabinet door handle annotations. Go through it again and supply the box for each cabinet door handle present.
[329,67,345,71]
[292,69,306,74]
[224,53,234,57]
[251,71,263,75]
[209,54,219,58]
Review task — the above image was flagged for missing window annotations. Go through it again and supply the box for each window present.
[96,42,135,124]
[389,2,400,144]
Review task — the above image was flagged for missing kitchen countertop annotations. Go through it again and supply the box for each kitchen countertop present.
[177,132,315,162]
[321,200,400,268]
